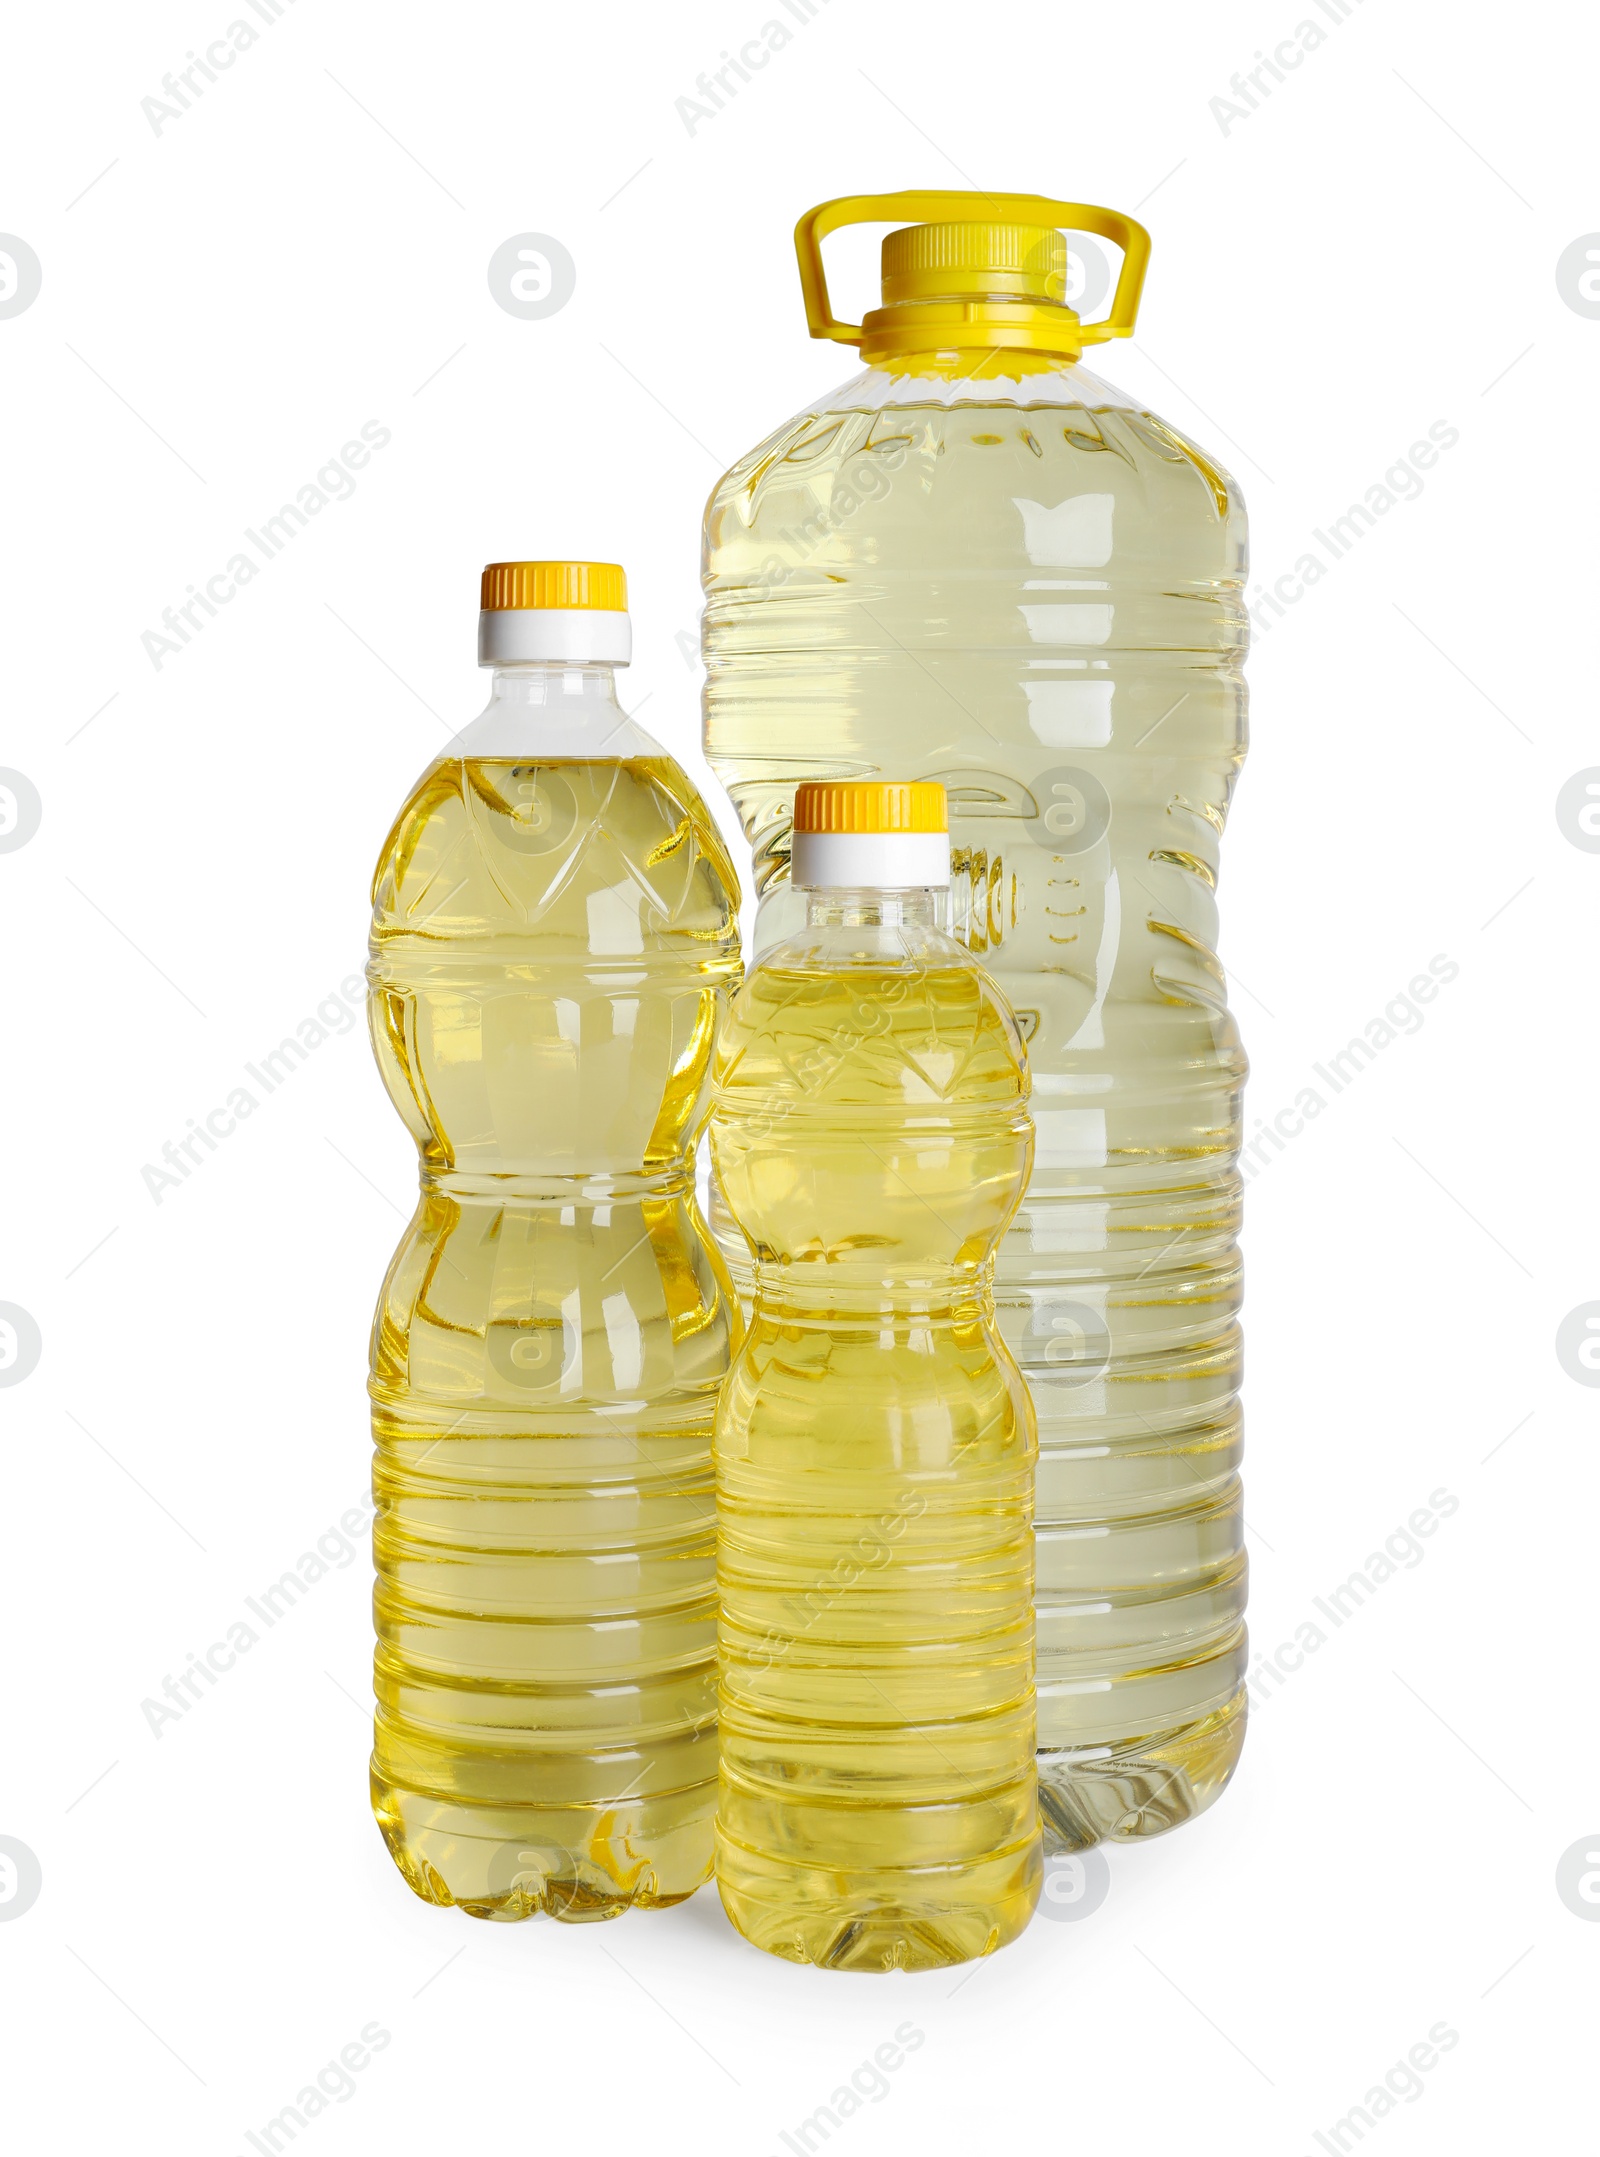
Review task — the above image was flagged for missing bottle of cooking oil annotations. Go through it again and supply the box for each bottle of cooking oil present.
[366,560,742,1919]
[712,778,1040,1971]
[704,194,1248,1851]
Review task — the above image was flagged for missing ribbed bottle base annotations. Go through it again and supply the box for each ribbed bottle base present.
[372,1772,714,1922]
[714,1826,1041,1972]
[1036,1686,1246,1852]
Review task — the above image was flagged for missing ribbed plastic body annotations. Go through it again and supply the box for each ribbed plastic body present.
[366,666,742,1918]
[711,890,1040,1970]
[703,358,1249,1849]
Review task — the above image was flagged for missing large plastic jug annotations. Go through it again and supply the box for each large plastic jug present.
[367,561,742,1916]
[703,194,1248,1849]
[711,779,1039,1970]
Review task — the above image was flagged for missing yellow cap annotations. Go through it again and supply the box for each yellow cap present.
[480,561,627,612]
[794,780,948,835]
[881,221,1068,305]
[793,192,1150,369]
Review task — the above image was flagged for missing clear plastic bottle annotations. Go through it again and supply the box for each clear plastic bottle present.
[703,194,1248,1850]
[711,779,1039,1971]
[367,561,742,1918]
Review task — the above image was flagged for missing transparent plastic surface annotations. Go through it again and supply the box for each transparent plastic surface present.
[711,890,1040,1969]
[704,359,1249,1847]
[367,667,743,1917]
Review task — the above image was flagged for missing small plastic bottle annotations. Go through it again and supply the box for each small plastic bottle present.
[366,561,742,1918]
[711,779,1040,1970]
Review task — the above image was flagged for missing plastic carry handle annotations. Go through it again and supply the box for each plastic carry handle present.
[793,191,1151,347]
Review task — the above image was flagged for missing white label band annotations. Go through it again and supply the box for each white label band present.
[791,829,951,889]
[478,610,632,665]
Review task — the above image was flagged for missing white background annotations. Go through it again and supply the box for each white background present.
[2,1,1595,2149]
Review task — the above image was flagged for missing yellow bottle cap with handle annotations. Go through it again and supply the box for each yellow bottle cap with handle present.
[793,191,1150,368]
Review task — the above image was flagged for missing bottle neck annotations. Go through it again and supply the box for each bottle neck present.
[805,886,944,929]
[859,319,1084,372]
[484,662,624,712]
[449,661,656,763]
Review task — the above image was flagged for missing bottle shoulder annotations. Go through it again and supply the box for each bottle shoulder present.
[445,693,666,764]
[716,923,1030,1108]
[370,752,742,954]
[704,359,1245,548]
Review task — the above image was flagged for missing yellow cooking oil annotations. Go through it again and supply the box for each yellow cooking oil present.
[366,575,742,1920]
[710,778,1040,1970]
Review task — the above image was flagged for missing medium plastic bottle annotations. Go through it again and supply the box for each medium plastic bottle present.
[704,193,1248,1850]
[366,561,742,1918]
[711,779,1040,1971]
